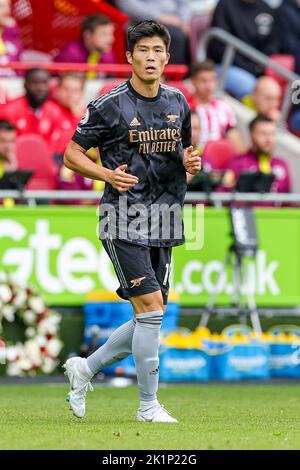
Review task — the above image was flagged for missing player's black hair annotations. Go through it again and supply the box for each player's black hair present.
[81,14,112,34]
[249,115,274,132]
[0,119,15,131]
[127,20,171,53]
[24,68,49,82]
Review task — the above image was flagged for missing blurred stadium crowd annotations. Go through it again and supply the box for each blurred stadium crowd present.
[0,0,299,202]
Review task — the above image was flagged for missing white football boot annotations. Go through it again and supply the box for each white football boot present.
[63,357,94,418]
[136,404,178,423]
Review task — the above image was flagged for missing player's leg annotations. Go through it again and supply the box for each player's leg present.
[130,290,177,423]
[63,237,160,418]
[85,237,161,375]
[63,319,135,418]
[131,246,177,423]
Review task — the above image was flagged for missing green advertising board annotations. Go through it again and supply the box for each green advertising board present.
[0,206,300,307]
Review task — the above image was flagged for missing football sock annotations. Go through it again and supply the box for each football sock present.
[87,318,136,375]
[132,310,163,405]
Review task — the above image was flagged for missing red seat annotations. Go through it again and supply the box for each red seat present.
[203,139,236,170]
[16,134,58,190]
[265,54,295,88]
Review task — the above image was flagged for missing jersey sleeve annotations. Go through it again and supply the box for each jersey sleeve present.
[72,103,109,150]
[181,97,192,148]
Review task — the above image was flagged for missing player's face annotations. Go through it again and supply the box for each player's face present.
[192,71,218,101]
[251,122,276,155]
[0,129,15,159]
[127,36,170,83]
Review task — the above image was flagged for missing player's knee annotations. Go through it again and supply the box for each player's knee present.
[131,290,164,314]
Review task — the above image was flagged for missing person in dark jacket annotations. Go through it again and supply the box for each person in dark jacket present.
[277,0,300,59]
[207,0,280,99]
[276,1,300,132]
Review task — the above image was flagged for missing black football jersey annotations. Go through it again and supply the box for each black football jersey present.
[72,80,191,247]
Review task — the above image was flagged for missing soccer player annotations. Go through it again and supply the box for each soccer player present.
[63,20,201,423]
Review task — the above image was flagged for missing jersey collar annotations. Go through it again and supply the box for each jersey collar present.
[127,80,161,102]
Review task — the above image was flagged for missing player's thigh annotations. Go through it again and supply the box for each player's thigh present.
[150,247,172,305]
[129,290,164,314]
[101,235,163,303]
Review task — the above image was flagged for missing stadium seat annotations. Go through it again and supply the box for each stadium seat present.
[203,139,236,170]
[265,54,295,89]
[16,134,58,190]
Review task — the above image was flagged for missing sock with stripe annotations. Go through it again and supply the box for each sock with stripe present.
[132,310,163,410]
[86,318,135,376]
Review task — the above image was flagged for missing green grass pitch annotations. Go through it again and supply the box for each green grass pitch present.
[1,383,300,450]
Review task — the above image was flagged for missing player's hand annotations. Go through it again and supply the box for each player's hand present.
[183,146,202,175]
[107,164,139,192]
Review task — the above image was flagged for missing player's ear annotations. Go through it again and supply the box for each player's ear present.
[126,51,133,65]
[165,52,170,66]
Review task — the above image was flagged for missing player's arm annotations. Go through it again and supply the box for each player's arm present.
[64,141,139,192]
[65,103,138,192]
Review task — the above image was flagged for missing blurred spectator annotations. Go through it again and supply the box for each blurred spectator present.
[275,0,300,134]
[54,15,116,78]
[0,119,17,176]
[57,166,94,205]
[116,0,191,64]
[191,109,202,149]
[51,72,86,163]
[221,115,290,193]
[207,0,280,99]
[277,0,300,62]
[0,68,62,153]
[187,110,226,192]
[190,60,246,153]
[57,148,100,205]
[0,0,23,75]
[242,76,281,123]
[289,105,300,134]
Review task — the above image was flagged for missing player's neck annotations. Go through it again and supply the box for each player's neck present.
[130,75,160,98]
